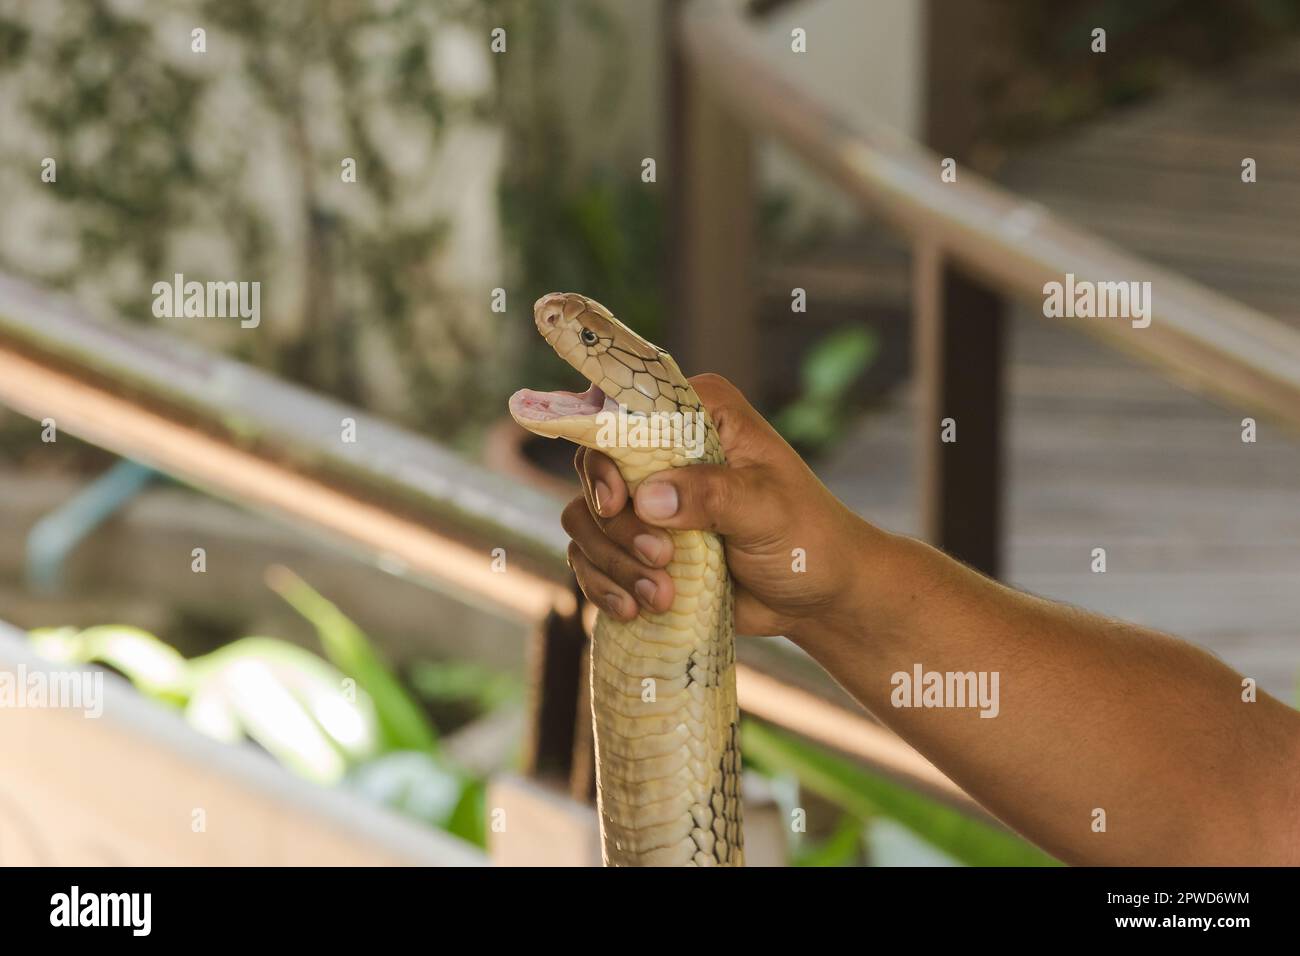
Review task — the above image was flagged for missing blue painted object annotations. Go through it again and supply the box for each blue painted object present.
[26,460,157,594]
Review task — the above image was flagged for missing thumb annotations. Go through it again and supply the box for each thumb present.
[632,464,762,537]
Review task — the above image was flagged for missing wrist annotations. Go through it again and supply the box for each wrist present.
[791,522,936,658]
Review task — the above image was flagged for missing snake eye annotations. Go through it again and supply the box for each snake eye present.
[579,328,599,346]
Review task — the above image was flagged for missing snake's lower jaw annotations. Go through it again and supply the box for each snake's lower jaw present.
[508,384,613,444]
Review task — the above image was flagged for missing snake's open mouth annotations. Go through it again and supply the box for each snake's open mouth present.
[508,382,619,425]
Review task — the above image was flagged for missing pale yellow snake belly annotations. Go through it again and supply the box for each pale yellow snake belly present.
[509,292,743,866]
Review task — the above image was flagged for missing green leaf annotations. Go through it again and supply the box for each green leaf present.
[771,325,878,452]
[347,750,467,831]
[266,566,439,753]
[444,776,488,849]
[409,658,521,712]
[772,400,839,448]
[742,720,1059,867]
[190,657,348,784]
[187,637,381,784]
[29,625,190,704]
[800,326,877,401]
[792,813,866,867]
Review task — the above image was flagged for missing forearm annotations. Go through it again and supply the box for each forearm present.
[794,527,1300,865]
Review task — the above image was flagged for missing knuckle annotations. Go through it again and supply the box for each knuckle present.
[689,372,734,394]
[689,373,746,411]
[701,472,734,522]
[591,452,620,484]
[602,508,643,544]
[574,574,605,610]
[560,497,589,537]
[605,547,643,586]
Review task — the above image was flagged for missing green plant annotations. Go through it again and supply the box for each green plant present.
[502,169,666,391]
[743,719,1059,867]
[489,0,664,400]
[28,569,495,848]
[771,325,878,454]
[30,625,384,785]
[409,658,521,714]
[791,812,868,868]
[267,565,438,754]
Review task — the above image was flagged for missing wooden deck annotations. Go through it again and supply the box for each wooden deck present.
[820,309,1300,703]
[997,41,1300,330]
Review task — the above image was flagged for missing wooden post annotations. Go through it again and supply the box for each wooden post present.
[521,584,588,782]
[913,242,1004,577]
[918,0,1006,577]
[569,642,598,803]
[664,0,759,394]
[923,0,1001,163]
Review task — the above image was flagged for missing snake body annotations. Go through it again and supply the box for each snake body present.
[509,292,743,866]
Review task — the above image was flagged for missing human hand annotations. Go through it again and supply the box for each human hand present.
[561,373,881,642]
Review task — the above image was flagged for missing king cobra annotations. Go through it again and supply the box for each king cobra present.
[509,292,743,866]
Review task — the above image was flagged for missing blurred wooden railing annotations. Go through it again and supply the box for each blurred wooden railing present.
[667,0,1300,577]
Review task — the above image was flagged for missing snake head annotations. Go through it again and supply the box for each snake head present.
[510,292,699,452]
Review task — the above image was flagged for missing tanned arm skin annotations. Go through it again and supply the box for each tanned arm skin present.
[560,374,1300,865]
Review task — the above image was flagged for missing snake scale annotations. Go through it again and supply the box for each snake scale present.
[509,292,743,866]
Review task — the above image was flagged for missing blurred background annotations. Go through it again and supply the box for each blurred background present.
[1,0,1299,866]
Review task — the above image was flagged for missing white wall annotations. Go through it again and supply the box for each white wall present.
[757,0,924,228]
[553,0,925,229]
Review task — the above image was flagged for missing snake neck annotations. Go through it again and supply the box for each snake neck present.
[589,420,743,867]
[601,407,725,489]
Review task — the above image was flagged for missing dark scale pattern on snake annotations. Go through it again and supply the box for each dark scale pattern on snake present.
[509,292,743,866]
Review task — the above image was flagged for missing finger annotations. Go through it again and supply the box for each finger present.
[562,493,673,569]
[562,499,675,612]
[573,499,673,571]
[573,447,594,511]
[576,447,628,518]
[606,508,674,568]
[632,463,768,538]
[568,542,637,622]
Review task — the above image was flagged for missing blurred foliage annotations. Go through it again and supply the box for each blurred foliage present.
[487,0,665,394]
[791,812,868,868]
[267,565,438,753]
[502,170,666,393]
[983,0,1300,150]
[28,569,510,848]
[744,719,1059,867]
[410,657,521,714]
[0,0,503,440]
[772,325,878,455]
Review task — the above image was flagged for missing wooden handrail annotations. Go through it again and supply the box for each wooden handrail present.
[678,0,1300,430]
[0,274,573,623]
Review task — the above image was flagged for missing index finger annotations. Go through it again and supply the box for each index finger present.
[575,447,628,519]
